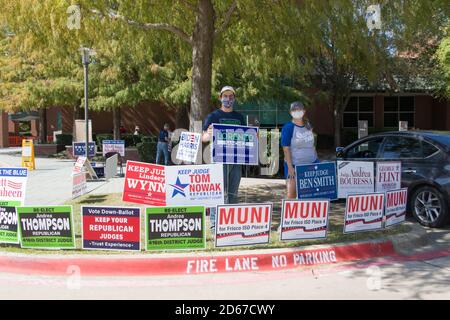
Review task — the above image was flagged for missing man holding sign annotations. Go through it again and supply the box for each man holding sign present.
[202,86,246,229]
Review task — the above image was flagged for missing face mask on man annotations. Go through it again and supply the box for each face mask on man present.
[221,97,235,108]
[291,110,304,119]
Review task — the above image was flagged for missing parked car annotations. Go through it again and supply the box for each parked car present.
[336,131,450,228]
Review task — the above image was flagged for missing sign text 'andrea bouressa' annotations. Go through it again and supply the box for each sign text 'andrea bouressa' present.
[337,161,375,198]
[215,203,273,247]
[344,193,385,233]
[17,206,75,249]
[165,164,224,207]
[146,206,205,250]
[123,161,166,206]
[211,124,259,165]
[82,206,141,251]
[280,200,330,241]
[295,162,337,200]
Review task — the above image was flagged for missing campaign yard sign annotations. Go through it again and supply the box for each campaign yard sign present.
[146,206,205,250]
[385,188,408,227]
[0,201,19,244]
[0,167,28,205]
[211,124,259,165]
[123,161,166,206]
[344,193,385,233]
[17,206,75,249]
[165,164,224,207]
[280,200,330,241]
[176,132,201,163]
[82,206,141,251]
[102,140,125,157]
[376,161,402,193]
[215,203,273,247]
[73,142,96,157]
[72,173,87,199]
[295,162,337,200]
[337,161,375,198]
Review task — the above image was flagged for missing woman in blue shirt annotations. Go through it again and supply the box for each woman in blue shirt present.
[281,101,319,199]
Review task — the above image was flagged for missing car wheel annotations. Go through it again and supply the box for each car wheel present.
[410,186,449,228]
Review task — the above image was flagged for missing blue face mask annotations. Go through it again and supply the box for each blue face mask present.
[221,97,235,108]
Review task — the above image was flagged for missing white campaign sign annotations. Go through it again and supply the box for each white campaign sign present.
[280,200,329,241]
[376,162,401,193]
[72,173,87,199]
[176,132,201,163]
[385,188,408,227]
[337,161,375,198]
[102,140,125,157]
[344,193,385,233]
[215,203,273,247]
[0,168,28,205]
[165,164,224,207]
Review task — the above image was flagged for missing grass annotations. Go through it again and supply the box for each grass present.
[0,184,411,255]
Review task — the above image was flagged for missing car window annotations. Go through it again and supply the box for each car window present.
[422,141,439,157]
[346,137,384,159]
[381,137,422,159]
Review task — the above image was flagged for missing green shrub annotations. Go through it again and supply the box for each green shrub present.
[136,136,158,163]
[56,134,73,146]
[122,133,148,147]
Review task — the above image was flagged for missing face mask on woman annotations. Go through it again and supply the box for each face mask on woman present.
[291,110,304,119]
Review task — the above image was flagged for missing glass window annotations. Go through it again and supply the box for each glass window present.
[384,96,415,127]
[381,137,422,158]
[343,97,374,128]
[422,141,439,157]
[384,113,399,127]
[384,97,398,112]
[346,137,384,159]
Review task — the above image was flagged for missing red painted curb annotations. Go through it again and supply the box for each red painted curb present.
[0,241,396,276]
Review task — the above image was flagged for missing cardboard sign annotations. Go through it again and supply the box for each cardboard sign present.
[376,162,401,193]
[211,124,259,165]
[344,193,385,233]
[146,206,205,251]
[73,142,96,157]
[280,200,330,241]
[165,164,224,207]
[176,132,201,163]
[102,140,125,157]
[72,173,87,199]
[105,154,118,180]
[82,206,141,251]
[123,161,166,206]
[295,162,337,200]
[0,201,20,244]
[21,139,35,170]
[337,161,375,198]
[0,168,28,205]
[215,203,272,247]
[17,206,75,249]
[385,188,408,227]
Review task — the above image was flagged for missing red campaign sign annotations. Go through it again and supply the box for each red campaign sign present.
[122,161,166,206]
[82,206,141,251]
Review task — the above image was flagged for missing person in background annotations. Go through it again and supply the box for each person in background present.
[119,124,127,135]
[281,101,319,199]
[202,86,246,230]
[133,126,140,136]
[156,123,170,166]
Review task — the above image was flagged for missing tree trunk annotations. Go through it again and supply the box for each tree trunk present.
[113,107,121,140]
[38,108,47,144]
[333,107,342,148]
[189,0,215,131]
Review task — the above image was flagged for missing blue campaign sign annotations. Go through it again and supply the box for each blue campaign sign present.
[73,142,96,157]
[102,140,125,156]
[211,124,259,165]
[295,162,337,200]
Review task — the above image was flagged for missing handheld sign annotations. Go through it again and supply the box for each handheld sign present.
[280,199,330,241]
[344,193,385,233]
[176,132,201,163]
[211,124,259,165]
[17,205,75,249]
[295,162,337,200]
[385,188,408,227]
[146,205,206,251]
[215,203,272,247]
[82,206,141,251]
[21,139,35,170]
